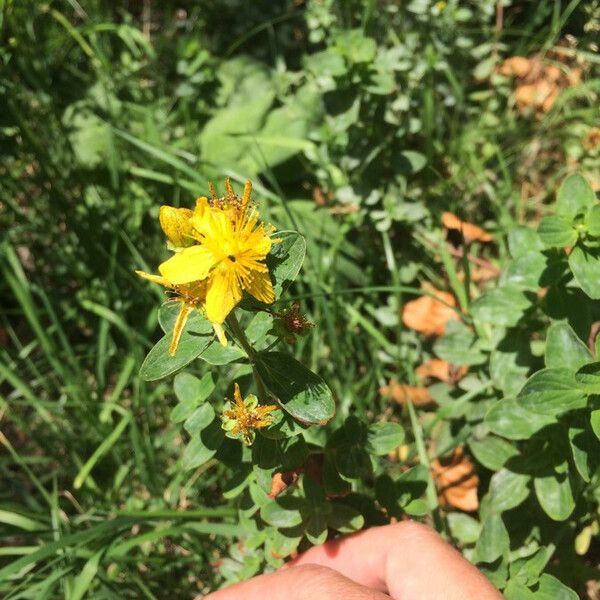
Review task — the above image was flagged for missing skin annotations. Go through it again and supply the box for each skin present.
[206,521,504,600]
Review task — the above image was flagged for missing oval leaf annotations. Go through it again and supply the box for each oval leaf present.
[257,351,335,425]
[140,332,212,381]
[545,322,592,370]
[517,369,587,416]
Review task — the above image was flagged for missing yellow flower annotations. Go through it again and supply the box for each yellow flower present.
[159,206,195,249]
[159,179,278,325]
[135,271,227,355]
[221,383,278,446]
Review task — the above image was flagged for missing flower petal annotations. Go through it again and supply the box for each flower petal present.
[245,269,275,304]
[159,206,194,247]
[159,246,216,285]
[169,303,193,356]
[135,270,173,288]
[212,322,228,347]
[205,268,242,324]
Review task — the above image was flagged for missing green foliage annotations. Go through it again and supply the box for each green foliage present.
[2,1,600,598]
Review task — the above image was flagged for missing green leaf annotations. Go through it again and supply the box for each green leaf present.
[509,226,544,257]
[471,286,532,327]
[303,474,326,506]
[473,513,509,564]
[327,503,364,533]
[222,465,253,499]
[545,322,592,370]
[184,402,215,435]
[447,513,481,545]
[336,445,372,479]
[403,498,429,516]
[568,244,600,299]
[171,372,215,422]
[537,216,577,248]
[509,546,552,585]
[517,369,587,416]
[556,173,596,219]
[182,418,224,470]
[323,456,352,497]
[468,436,519,471]
[305,511,328,545]
[365,422,405,455]
[536,574,579,600]
[396,465,428,507]
[140,332,211,381]
[504,580,536,600]
[141,306,213,381]
[267,231,307,298]
[485,398,556,440]
[591,409,600,440]
[502,251,547,290]
[585,204,600,237]
[198,340,245,365]
[257,351,334,425]
[574,361,600,393]
[304,50,347,77]
[266,529,302,559]
[568,424,599,482]
[334,29,377,63]
[490,330,532,396]
[158,302,213,335]
[434,321,486,366]
[487,469,530,512]
[260,497,304,528]
[70,549,104,600]
[534,467,575,521]
[396,150,427,175]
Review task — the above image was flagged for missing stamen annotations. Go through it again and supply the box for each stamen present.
[242,180,252,210]
[225,177,234,197]
[208,181,218,202]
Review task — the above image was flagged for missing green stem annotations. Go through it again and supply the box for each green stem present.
[227,312,256,360]
[226,311,270,402]
[406,399,444,533]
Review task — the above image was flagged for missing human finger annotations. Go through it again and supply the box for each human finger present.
[286,521,503,600]
[205,562,391,600]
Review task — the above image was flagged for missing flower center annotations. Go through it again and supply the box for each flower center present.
[228,255,236,262]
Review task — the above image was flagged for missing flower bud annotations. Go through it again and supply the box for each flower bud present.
[159,206,194,248]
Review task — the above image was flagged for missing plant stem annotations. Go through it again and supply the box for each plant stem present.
[227,312,256,360]
[227,311,271,402]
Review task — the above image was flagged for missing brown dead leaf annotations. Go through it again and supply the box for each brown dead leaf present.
[380,380,433,407]
[441,212,493,244]
[501,54,582,116]
[402,285,459,336]
[498,56,532,78]
[469,264,500,283]
[416,359,468,384]
[583,128,600,151]
[567,67,581,87]
[431,447,479,512]
[268,471,301,498]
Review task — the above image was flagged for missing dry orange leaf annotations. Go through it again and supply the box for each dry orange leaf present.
[431,447,479,512]
[498,56,532,78]
[268,471,301,498]
[402,286,459,336]
[583,128,600,151]
[416,359,468,384]
[380,380,433,407]
[441,212,493,244]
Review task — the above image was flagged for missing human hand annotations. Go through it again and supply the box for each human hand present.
[206,521,504,599]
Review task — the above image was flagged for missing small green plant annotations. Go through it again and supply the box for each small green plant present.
[137,178,407,583]
[420,173,600,598]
